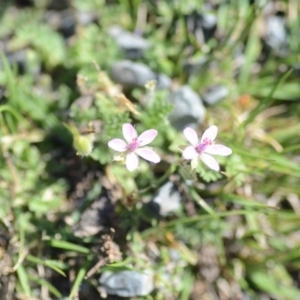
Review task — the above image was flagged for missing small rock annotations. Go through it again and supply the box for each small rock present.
[72,190,114,238]
[149,181,181,217]
[200,12,217,29]
[59,10,76,37]
[185,11,217,44]
[108,25,149,59]
[75,11,97,26]
[199,13,217,42]
[168,85,206,130]
[111,60,153,88]
[99,270,154,297]
[156,73,172,89]
[110,60,171,89]
[5,50,27,73]
[264,15,289,56]
[46,10,76,38]
[202,84,229,105]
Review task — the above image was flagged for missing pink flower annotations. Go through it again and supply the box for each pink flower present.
[108,123,161,171]
[182,125,232,171]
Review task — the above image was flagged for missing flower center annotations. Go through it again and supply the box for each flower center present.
[127,138,139,152]
[195,138,212,154]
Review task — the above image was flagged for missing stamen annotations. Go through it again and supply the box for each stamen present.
[195,139,212,153]
[127,138,139,152]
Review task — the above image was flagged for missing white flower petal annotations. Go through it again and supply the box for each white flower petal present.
[126,152,139,171]
[201,125,218,143]
[201,153,220,171]
[122,123,137,143]
[135,147,160,163]
[137,129,158,146]
[183,127,198,146]
[108,139,127,152]
[182,146,198,160]
[205,144,232,156]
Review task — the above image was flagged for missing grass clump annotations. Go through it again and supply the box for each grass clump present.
[1,0,300,299]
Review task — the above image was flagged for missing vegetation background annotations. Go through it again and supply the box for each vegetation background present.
[1,0,300,299]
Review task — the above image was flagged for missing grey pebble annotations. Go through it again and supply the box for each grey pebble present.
[265,15,289,56]
[73,191,114,238]
[110,60,171,89]
[202,84,229,105]
[99,270,154,297]
[108,25,149,59]
[168,85,206,130]
[149,181,181,217]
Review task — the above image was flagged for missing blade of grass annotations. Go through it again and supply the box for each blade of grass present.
[238,19,261,89]
[190,189,216,216]
[15,263,31,297]
[142,210,269,238]
[223,194,275,209]
[29,275,63,298]
[243,69,293,127]
[48,239,90,254]
[0,51,18,105]
[68,260,90,300]
[26,255,66,277]
[179,271,194,300]
[0,104,29,125]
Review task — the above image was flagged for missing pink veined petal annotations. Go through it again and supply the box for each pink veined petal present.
[201,125,218,143]
[182,146,198,160]
[108,138,127,152]
[126,152,139,171]
[201,153,220,171]
[137,129,158,146]
[183,127,198,146]
[135,147,160,163]
[122,123,137,143]
[205,144,232,156]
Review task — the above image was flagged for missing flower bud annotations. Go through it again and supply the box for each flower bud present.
[73,134,95,156]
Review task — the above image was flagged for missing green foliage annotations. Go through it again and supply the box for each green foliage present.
[137,89,173,143]
[1,0,300,299]
[196,162,223,182]
[68,24,119,69]
[13,21,66,68]
[225,153,247,186]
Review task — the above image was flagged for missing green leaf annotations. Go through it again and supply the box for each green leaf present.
[26,255,66,277]
[48,240,90,254]
[249,269,300,299]
[68,261,90,299]
[16,263,31,297]
[29,275,63,298]
[243,69,293,127]
[196,163,222,182]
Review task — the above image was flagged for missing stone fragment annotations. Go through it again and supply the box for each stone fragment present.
[99,270,154,297]
[108,25,149,59]
[111,60,171,89]
[168,85,206,130]
[202,84,229,105]
[149,181,181,217]
[72,191,114,238]
[264,15,289,56]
